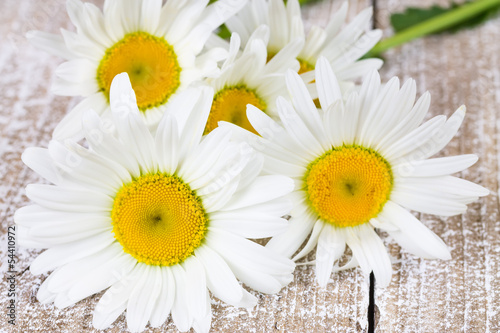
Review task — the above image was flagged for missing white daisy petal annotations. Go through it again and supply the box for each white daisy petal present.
[82,110,141,176]
[285,70,323,135]
[31,0,241,139]
[391,188,467,216]
[207,229,294,294]
[195,245,244,306]
[149,268,175,328]
[59,28,103,60]
[204,23,300,135]
[110,73,156,174]
[342,91,361,145]
[52,93,108,140]
[170,265,192,332]
[421,105,467,159]
[277,96,324,157]
[398,175,489,198]
[47,140,131,195]
[22,147,64,185]
[68,251,136,304]
[17,226,51,249]
[357,70,381,130]
[246,105,310,160]
[266,210,317,258]
[211,213,288,239]
[178,86,214,158]
[255,59,485,289]
[179,127,232,183]
[155,115,180,174]
[140,0,162,34]
[336,58,383,81]
[234,152,264,191]
[266,38,303,74]
[183,256,207,321]
[51,77,99,97]
[192,293,212,333]
[315,57,342,109]
[47,245,123,294]
[315,223,346,287]
[394,154,478,178]
[323,100,346,148]
[26,184,112,212]
[93,268,142,329]
[301,26,327,61]
[292,219,325,261]
[24,73,296,331]
[127,265,162,332]
[359,77,401,146]
[379,201,451,259]
[202,176,240,213]
[374,91,431,152]
[383,115,447,161]
[222,175,294,211]
[36,274,57,304]
[55,58,97,83]
[28,232,114,275]
[26,30,75,59]
[344,225,392,288]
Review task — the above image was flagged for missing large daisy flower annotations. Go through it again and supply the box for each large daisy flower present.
[221,0,383,92]
[203,27,301,135]
[15,74,295,332]
[28,0,246,139]
[223,57,489,288]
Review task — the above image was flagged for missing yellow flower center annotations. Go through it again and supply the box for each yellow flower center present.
[204,86,267,135]
[304,145,393,228]
[298,58,314,74]
[111,173,207,266]
[97,32,181,112]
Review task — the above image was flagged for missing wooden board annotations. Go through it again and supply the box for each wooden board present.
[0,1,373,332]
[373,1,500,331]
[2,0,498,332]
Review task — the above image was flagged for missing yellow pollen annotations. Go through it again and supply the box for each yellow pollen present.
[97,31,181,112]
[111,173,207,266]
[304,145,393,228]
[204,86,267,135]
[298,58,314,74]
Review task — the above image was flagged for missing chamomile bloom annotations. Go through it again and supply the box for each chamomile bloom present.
[223,57,488,288]
[28,0,246,139]
[204,27,301,134]
[15,74,295,332]
[221,0,383,92]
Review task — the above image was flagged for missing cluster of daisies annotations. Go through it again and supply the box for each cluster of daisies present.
[17,0,488,332]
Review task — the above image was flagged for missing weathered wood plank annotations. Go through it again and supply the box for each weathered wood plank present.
[0,1,373,332]
[373,1,500,331]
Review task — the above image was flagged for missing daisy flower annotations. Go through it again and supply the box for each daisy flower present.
[204,27,301,134]
[27,0,247,139]
[15,74,295,332]
[221,0,383,92]
[223,57,489,288]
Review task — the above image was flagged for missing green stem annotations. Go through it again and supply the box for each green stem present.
[366,0,500,57]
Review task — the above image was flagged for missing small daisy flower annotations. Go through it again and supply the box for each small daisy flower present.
[28,0,246,139]
[15,74,295,332]
[223,57,489,288]
[204,27,301,134]
[222,0,383,92]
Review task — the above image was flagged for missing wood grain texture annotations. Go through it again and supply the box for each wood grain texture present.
[373,1,500,332]
[0,1,373,332]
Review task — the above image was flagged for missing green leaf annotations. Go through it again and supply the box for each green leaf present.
[391,1,500,34]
